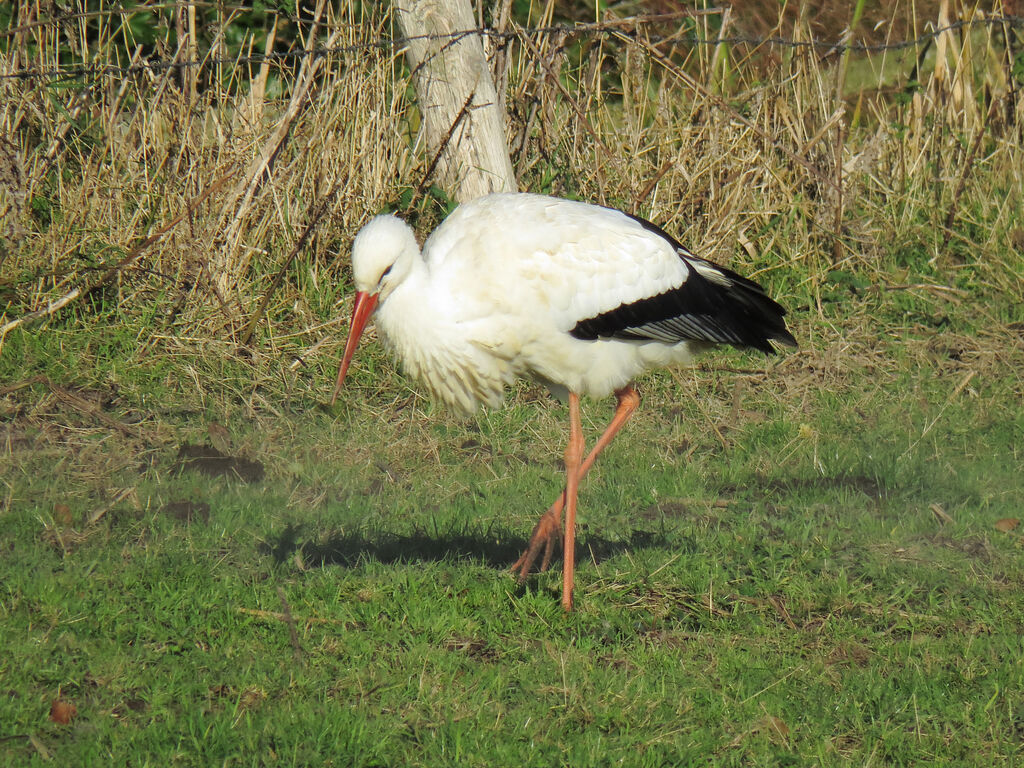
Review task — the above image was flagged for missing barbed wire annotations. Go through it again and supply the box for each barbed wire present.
[2,13,1022,83]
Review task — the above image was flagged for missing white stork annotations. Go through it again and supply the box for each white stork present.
[331,192,796,611]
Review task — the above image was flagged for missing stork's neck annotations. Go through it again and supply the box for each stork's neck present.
[373,254,507,414]
[378,247,427,319]
[374,251,436,371]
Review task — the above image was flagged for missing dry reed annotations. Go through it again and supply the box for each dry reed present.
[0,1,1021,397]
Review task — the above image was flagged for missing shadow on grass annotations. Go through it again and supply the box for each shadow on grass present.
[257,472,885,573]
[259,522,680,570]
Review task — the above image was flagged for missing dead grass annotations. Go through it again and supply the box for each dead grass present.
[0,0,1021,446]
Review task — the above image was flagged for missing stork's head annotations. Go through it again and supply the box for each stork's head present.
[331,214,419,405]
[350,214,419,300]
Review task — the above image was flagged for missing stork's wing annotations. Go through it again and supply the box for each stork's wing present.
[424,193,795,355]
[570,214,797,355]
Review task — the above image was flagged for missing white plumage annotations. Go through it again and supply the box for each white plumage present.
[333,192,796,611]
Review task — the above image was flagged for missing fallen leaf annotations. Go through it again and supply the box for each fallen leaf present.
[755,715,790,740]
[49,698,77,725]
[54,503,73,527]
[28,734,51,760]
[207,421,232,454]
[994,518,1020,533]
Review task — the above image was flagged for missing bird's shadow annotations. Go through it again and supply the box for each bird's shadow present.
[258,521,676,571]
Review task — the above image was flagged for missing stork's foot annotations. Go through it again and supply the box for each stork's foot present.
[510,505,563,582]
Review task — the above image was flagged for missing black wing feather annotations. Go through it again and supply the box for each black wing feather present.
[570,213,797,354]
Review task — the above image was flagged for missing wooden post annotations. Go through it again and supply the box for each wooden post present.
[395,0,516,201]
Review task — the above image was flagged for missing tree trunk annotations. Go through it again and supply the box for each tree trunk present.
[395,0,516,201]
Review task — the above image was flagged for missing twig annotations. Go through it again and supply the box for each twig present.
[900,370,977,461]
[237,606,351,625]
[105,44,143,135]
[832,122,845,264]
[411,91,477,208]
[739,665,803,705]
[0,289,81,345]
[0,172,234,355]
[942,100,997,248]
[87,488,136,527]
[276,586,304,662]
[239,186,343,346]
[31,85,94,191]
[632,158,677,213]
[51,385,139,438]
[28,734,51,761]
[288,332,337,371]
[885,283,967,294]
[515,27,614,161]
[0,375,48,396]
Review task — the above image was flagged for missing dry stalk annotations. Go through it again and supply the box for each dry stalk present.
[515,25,613,163]
[629,32,841,197]
[239,184,343,346]
[214,0,334,298]
[0,172,234,354]
[943,99,998,248]
[0,1,1020,392]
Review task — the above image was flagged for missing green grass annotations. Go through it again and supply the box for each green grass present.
[4,4,1024,763]
[2,309,1022,766]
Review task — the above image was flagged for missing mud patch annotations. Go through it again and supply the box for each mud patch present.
[925,533,993,563]
[742,474,886,501]
[161,500,211,524]
[175,444,264,482]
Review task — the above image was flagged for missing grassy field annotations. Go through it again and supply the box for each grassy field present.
[3,320,1024,765]
[2,1,1024,766]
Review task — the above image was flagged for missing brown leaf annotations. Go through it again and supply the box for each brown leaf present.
[54,503,73,527]
[994,518,1020,533]
[49,698,77,725]
[755,715,790,740]
[238,687,267,712]
[207,421,232,454]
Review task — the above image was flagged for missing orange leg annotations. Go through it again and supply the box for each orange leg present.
[511,385,641,594]
[562,391,584,611]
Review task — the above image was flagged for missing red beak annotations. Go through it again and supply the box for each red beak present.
[330,291,379,405]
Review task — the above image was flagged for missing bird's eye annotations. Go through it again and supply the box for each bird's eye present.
[380,264,393,283]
